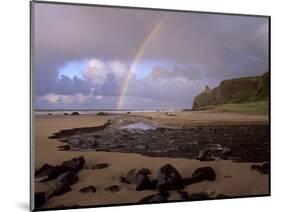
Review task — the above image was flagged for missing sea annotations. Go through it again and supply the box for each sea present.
[34,109,179,115]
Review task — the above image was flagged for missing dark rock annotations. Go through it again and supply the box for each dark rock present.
[124,169,138,183]
[191,167,216,183]
[156,164,184,191]
[40,157,85,182]
[34,192,46,208]
[135,172,155,191]
[91,163,109,170]
[40,165,71,182]
[139,192,170,203]
[79,185,96,193]
[97,112,107,116]
[177,191,189,200]
[120,168,154,190]
[151,179,158,188]
[58,145,70,151]
[64,113,68,115]
[49,181,72,198]
[216,194,229,198]
[35,164,54,178]
[71,112,80,115]
[48,113,52,116]
[56,204,80,208]
[251,162,270,174]
[182,178,194,186]
[119,176,130,184]
[138,168,151,175]
[55,171,79,186]
[104,185,120,193]
[62,156,85,172]
[262,162,270,174]
[70,204,81,208]
[189,192,211,200]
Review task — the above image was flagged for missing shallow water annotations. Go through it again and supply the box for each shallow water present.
[120,122,157,130]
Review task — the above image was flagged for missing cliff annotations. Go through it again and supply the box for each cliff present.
[192,72,269,110]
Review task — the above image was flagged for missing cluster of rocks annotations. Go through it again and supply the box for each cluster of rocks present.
[35,156,85,208]
[36,160,270,207]
[35,157,117,209]
[118,164,221,203]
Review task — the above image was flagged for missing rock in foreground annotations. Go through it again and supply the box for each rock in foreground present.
[156,164,184,191]
[139,192,170,203]
[191,166,216,183]
[79,185,97,193]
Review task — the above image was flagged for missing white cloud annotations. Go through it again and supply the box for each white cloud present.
[82,58,128,85]
[38,93,90,104]
[108,61,128,79]
[82,59,108,85]
[96,95,103,100]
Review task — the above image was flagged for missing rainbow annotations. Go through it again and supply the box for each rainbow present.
[116,21,164,109]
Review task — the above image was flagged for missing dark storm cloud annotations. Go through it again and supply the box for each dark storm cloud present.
[33,2,269,109]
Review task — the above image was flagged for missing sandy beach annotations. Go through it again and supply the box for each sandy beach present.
[34,111,269,209]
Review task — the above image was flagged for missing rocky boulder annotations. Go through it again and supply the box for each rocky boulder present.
[156,164,184,191]
[191,167,216,183]
[35,164,55,178]
[49,181,72,198]
[62,156,85,172]
[55,171,78,186]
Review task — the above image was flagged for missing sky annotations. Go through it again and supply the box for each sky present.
[33,2,269,110]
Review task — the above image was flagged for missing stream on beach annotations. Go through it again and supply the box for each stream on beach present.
[49,115,270,163]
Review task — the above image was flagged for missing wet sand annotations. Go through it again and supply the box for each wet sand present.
[34,111,269,209]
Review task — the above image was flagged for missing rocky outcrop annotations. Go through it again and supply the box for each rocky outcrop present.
[192,72,269,110]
